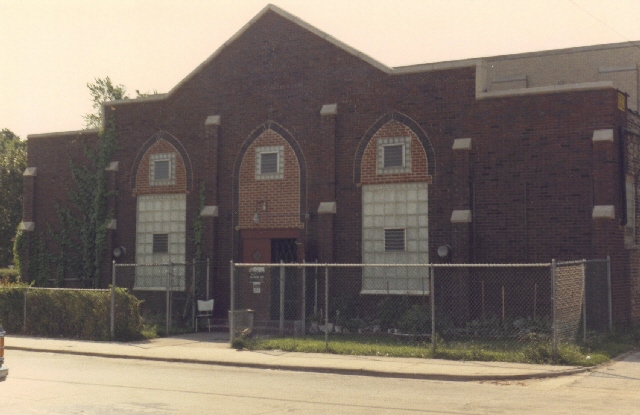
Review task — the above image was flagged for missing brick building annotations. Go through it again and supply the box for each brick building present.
[20,5,640,325]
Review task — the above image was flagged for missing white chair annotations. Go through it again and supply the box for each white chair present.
[195,299,214,332]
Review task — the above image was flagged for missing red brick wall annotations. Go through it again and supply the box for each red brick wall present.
[133,139,187,196]
[360,120,430,185]
[238,129,301,229]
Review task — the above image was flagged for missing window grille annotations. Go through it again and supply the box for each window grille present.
[260,152,278,174]
[384,144,404,168]
[153,234,169,253]
[154,160,170,181]
[384,229,405,251]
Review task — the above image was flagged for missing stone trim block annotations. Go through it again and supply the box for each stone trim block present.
[592,205,615,219]
[318,202,337,214]
[452,138,472,151]
[205,115,221,126]
[105,161,119,171]
[23,167,37,176]
[320,104,338,116]
[592,129,614,142]
[19,222,35,232]
[201,206,219,217]
[450,209,472,223]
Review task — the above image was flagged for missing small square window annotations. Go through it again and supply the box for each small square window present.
[384,229,405,251]
[154,160,170,181]
[150,153,176,186]
[260,152,278,174]
[153,234,169,253]
[377,137,411,175]
[255,146,284,180]
[384,145,404,168]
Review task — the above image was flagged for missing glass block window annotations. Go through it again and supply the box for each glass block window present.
[255,146,284,180]
[362,182,428,294]
[626,174,636,246]
[135,194,185,290]
[150,153,176,186]
[384,229,405,251]
[377,137,411,175]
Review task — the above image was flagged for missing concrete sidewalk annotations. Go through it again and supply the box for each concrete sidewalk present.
[6,332,591,381]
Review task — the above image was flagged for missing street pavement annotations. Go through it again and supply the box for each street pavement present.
[6,332,595,381]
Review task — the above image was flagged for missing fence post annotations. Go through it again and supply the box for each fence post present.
[607,255,612,331]
[552,259,558,356]
[430,267,435,355]
[192,258,196,330]
[302,261,306,336]
[23,287,27,333]
[166,261,171,336]
[111,260,116,340]
[280,261,285,335]
[582,261,587,343]
[206,258,210,301]
[325,265,329,352]
[229,260,235,346]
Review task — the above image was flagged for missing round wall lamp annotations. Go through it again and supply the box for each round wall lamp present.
[437,244,452,260]
[112,246,126,259]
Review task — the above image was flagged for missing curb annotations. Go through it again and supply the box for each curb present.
[7,345,593,382]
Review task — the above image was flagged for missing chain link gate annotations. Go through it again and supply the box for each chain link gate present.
[112,259,210,337]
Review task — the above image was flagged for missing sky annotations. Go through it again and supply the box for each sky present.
[2,0,640,139]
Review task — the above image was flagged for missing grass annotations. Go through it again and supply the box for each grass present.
[232,332,638,367]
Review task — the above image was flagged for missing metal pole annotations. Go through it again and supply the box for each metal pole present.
[229,260,235,346]
[302,261,306,336]
[192,258,196,330]
[582,262,587,343]
[314,263,318,315]
[430,267,436,355]
[166,262,171,336]
[607,255,612,331]
[325,266,329,352]
[206,258,210,300]
[23,287,27,333]
[280,262,285,335]
[552,259,558,356]
[110,260,116,340]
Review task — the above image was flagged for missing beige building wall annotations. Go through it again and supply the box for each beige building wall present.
[478,42,640,111]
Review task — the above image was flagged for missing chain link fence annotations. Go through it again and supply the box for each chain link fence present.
[112,260,210,336]
[231,258,611,354]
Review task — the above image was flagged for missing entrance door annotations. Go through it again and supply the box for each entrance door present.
[270,239,299,320]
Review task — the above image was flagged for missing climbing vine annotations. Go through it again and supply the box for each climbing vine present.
[20,121,118,288]
[191,181,206,298]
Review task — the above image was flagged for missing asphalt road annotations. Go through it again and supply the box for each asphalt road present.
[2,350,640,414]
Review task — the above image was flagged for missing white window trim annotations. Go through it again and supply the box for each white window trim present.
[255,145,284,180]
[150,153,176,186]
[377,136,411,175]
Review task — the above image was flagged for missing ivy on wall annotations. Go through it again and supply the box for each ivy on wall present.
[16,121,118,287]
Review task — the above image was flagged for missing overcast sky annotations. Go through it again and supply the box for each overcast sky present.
[2,0,640,139]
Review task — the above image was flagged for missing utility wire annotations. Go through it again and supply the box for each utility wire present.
[567,0,640,50]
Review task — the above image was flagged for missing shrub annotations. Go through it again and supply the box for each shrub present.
[0,287,143,341]
[0,268,20,285]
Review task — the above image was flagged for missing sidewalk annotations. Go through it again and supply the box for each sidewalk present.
[6,332,591,381]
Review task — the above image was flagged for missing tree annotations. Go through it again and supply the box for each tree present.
[83,77,129,129]
[0,129,27,267]
[83,77,158,129]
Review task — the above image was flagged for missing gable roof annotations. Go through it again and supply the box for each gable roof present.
[107,4,478,108]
